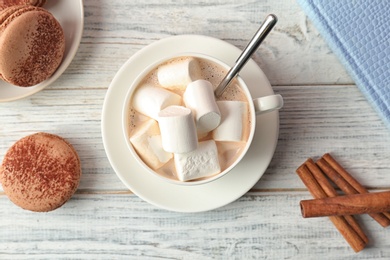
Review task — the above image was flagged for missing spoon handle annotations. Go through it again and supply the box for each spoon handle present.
[214,14,278,97]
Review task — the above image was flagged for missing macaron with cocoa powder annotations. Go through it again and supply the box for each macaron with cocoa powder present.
[0,5,65,87]
[0,0,46,11]
[0,132,81,212]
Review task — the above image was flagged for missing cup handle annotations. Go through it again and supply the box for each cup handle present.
[253,94,283,115]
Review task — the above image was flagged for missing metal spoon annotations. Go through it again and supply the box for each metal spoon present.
[214,14,278,97]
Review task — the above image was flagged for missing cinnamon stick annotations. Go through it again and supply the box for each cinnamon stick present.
[296,164,367,252]
[322,153,366,193]
[318,154,390,227]
[301,191,390,217]
[304,159,368,244]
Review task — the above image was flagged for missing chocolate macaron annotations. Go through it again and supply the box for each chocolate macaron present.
[0,5,65,87]
[0,132,81,212]
[0,0,46,11]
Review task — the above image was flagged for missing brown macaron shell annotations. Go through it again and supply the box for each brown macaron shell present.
[0,0,46,11]
[0,6,65,87]
[0,132,81,212]
[0,4,35,24]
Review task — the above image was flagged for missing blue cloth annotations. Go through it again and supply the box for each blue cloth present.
[297,0,390,128]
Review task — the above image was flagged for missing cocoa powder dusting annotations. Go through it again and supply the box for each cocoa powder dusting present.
[0,133,81,212]
[10,11,64,86]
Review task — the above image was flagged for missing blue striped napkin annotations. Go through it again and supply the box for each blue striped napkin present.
[297,0,390,128]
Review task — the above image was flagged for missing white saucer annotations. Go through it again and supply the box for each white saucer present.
[102,35,279,213]
[0,0,84,102]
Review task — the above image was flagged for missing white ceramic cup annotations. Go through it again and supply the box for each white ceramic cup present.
[122,53,283,186]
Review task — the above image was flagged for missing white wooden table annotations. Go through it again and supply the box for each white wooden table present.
[1,0,390,259]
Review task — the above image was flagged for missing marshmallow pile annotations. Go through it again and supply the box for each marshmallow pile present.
[129,57,248,182]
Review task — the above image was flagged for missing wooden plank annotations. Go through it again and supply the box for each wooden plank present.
[257,85,390,190]
[1,85,389,192]
[54,0,353,89]
[0,192,389,259]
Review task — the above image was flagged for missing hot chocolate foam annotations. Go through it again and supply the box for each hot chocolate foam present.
[127,56,252,182]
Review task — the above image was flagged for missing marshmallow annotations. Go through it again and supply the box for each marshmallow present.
[184,80,221,134]
[174,140,221,181]
[157,57,202,90]
[213,101,248,142]
[130,119,173,170]
[132,84,182,120]
[158,105,198,153]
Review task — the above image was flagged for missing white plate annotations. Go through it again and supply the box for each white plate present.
[102,35,279,213]
[0,0,84,102]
